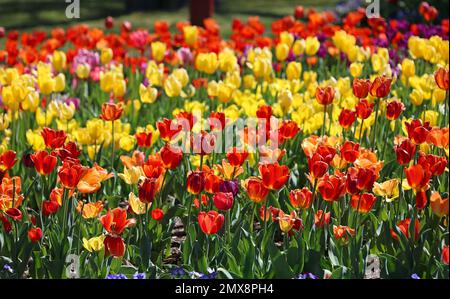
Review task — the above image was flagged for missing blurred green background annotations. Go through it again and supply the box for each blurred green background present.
[0,0,448,37]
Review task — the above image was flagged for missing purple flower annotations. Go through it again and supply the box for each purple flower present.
[133,272,146,279]
[106,274,128,279]
[177,47,193,65]
[411,273,421,279]
[296,272,318,279]
[219,180,239,197]
[170,267,187,277]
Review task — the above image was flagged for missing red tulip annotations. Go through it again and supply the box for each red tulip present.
[138,177,159,204]
[394,139,416,165]
[104,235,125,257]
[160,143,183,170]
[31,151,58,176]
[415,190,428,210]
[442,246,449,265]
[346,167,377,194]
[259,163,290,190]
[42,200,59,216]
[294,6,304,19]
[315,86,335,106]
[352,78,371,99]
[156,118,182,142]
[370,76,392,98]
[226,147,249,167]
[58,159,87,189]
[278,120,300,142]
[405,164,431,191]
[355,99,374,120]
[208,111,226,131]
[0,150,17,171]
[187,171,205,195]
[418,152,447,177]
[350,193,377,213]
[204,172,222,194]
[308,153,329,179]
[41,127,67,149]
[191,130,216,156]
[176,111,195,132]
[340,141,360,163]
[256,105,273,120]
[55,141,81,161]
[198,211,225,234]
[391,218,419,241]
[151,208,164,221]
[100,208,136,236]
[338,109,356,130]
[405,119,431,144]
[135,132,153,148]
[5,208,22,221]
[105,16,114,29]
[386,100,405,120]
[28,227,43,243]
[213,192,234,211]
[318,174,346,202]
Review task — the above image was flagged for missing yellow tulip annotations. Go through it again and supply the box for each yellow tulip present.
[349,62,363,78]
[35,108,53,127]
[219,49,238,73]
[275,43,290,61]
[139,83,158,104]
[195,52,218,74]
[52,51,67,72]
[305,36,320,56]
[164,74,182,98]
[0,114,9,131]
[86,119,105,143]
[409,89,424,106]
[82,235,105,252]
[54,73,66,93]
[280,31,294,48]
[401,58,415,78]
[119,134,136,151]
[151,41,167,62]
[22,91,40,112]
[286,61,302,81]
[217,82,234,103]
[128,192,150,215]
[172,68,189,87]
[100,47,113,65]
[76,63,91,79]
[183,25,199,46]
[278,89,293,114]
[113,79,127,98]
[421,110,439,126]
[292,39,305,56]
[253,58,272,79]
[59,102,76,121]
[243,74,256,90]
[26,129,46,151]
[373,179,399,202]
[119,166,144,185]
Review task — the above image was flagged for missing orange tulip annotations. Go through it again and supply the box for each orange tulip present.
[242,177,269,203]
[352,78,371,99]
[226,147,249,167]
[77,164,113,193]
[198,210,224,234]
[76,200,103,219]
[315,86,335,105]
[333,225,356,243]
[430,192,449,217]
[58,160,88,190]
[434,67,449,91]
[121,150,146,168]
[100,102,123,121]
[391,218,420,241]
[289,187,313,209]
